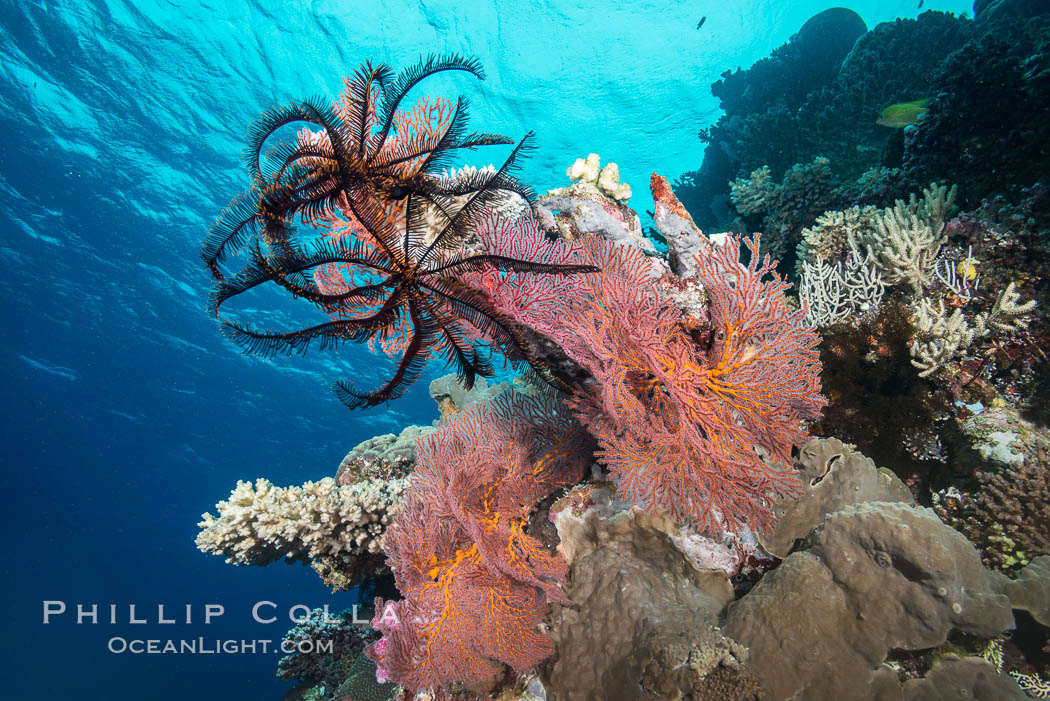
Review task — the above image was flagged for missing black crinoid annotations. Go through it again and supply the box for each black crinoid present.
[202,54,599,409]
[203,53,531,280]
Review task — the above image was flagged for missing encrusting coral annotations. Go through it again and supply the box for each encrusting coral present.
[196,476,405,590]
[934,406,1050,574]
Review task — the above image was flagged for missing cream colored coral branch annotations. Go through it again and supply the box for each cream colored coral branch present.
[909,282,1036,377]
[852,183,957,295]
[196,476,406,566]
[988,281,1037,332]
[910,299,985,377]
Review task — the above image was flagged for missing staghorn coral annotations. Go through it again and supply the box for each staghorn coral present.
[196,476,405,590]
[910,299,988,378]
[367,392,591,696]
[729,166,774,217]
[279,610,396,701]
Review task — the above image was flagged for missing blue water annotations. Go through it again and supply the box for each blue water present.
[2,0,974,697]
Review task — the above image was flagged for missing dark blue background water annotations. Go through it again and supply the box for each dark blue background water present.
[1,0,971,697]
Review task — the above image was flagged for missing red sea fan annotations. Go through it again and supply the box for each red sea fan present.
[367,392,590,693]
[471,226,825,534]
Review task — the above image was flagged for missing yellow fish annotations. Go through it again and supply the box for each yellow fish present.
[876,99,930,127]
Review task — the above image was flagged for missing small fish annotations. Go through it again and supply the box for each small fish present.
[918,0,924,9]
[697,16,706,30]
[876,98,930,127]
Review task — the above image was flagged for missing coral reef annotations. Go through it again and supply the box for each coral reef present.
[901,15,1050,208]
[851,182,956,296]
[276,609,371,686]
[797,254,885,328]
[728,156,838,265]
[900,657,1027,700]
[193,42,1050,697]
[934,406,1050,573]
[535,161,652,252]
[650,172,705,277]
[796,204,878,270]
[481,222,824,533]
[203,55,598,410]
[1008,556,1050,627]
[677,8,1050,232]
[565,153,632,202]
[196,476,405,590]
[428,373,509,421]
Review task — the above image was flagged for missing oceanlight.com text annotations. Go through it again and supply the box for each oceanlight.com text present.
[105,637,336,655]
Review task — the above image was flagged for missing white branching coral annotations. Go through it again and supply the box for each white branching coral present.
[196,476,406,586]
[854,183,957,295]
[799,255,885,327]
[909,282,1037,376]
[988,281,1037,332]
[910,299,986,377]
[797,205,879,270]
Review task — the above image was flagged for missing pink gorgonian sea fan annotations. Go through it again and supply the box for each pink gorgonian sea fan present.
[367,391,591,693]
[471,220,825,534]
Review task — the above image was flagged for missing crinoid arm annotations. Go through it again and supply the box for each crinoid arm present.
[416,133,539,262]
[243,96,350,182]
[208,239,393,318]
[371,54,485,150]
[220,310,400,359]
[437,324,495,390]
[332,305,436,409]
[202,186,266,279]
